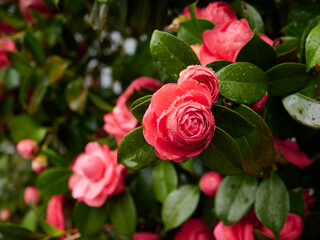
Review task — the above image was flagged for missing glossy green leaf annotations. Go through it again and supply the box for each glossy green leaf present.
[255,171,290,239]
[65,78,88,114]
[177,19,214,45]
[25,29,45,63]
[9,114,47,143]
[0,67,20,90]
[212,105,255,137]
[36,167,71,198]
[130,95,152,122]
[89,92,113,112]
[162,185,200,231]
[200,127,243,175]
[40,148,69,167]
[22,210,37,232]
[289,188,305,218]
[267,63,311,96]
[274,36,300,56]
[9,52,33,76]
[215,174,258,225]
[188,0,200,36]
[73,202,108,236]
[27,75,49,115]
[233,105,274,177]
[47,56,70,84]
[306,23,320,71]
[253,229,274,240]
[236,30,276,71]
[0,224,42,240]
[37,216,65,237]
[151,161,178,203]
[242,2,264,33]
[216,62,268,104]
[150,30,200,80]
[109,191,137,238]
[206,60,232,72]
[118,126,160,170]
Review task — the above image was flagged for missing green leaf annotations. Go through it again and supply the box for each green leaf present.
[255,171,290,239]
[216,62,268,104]
[89,92,113,112]
[65,78,88,114]
[200,127,243,175]
[0,67,20,90]
[177,19,214,45]
[206,60,232,72]
[9,114,47,143]
[22,210,37,232]
[88,1,108,36]
[162,185,200,231]
[289,188,305,218]
[109,191,137,238]
[27,75,49,115]
[0,224,43,240]
[212,105,255,137]
[73,202,108,237]
[95,0,116,3]
[37,216,65,237]
[150,30,200,80]
[242,2,264,33]
[233,105,274,177]
[274,36,300,56]
[130,95,152,122]
[267,63,311,96]
[215,174,258,225]
[151,161,178,203]
[25,29,45,63]
[306,23,320,72]
[236,30,276,71]
[253,229,274,240]
[36,167,71,198]
[40,148,69,167]
[188,0,200,37]
[8,52,33,76]
[47,56,70,84]
[118,126,160,170]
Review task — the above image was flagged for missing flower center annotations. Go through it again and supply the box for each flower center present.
[82,156,105,182]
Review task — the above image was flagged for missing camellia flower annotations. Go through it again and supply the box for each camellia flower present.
[200,171,223,197]
[24,186,40,205]
[273,137,312,169]
[174,218,213,240]
[133,232,160,240]
[260,213,303,240]
[19,0,55,23]
[178,65,219,104]
[32,154,48,173]
[103,77,162,144]
[142,79,215,162]
[68,142,126,207]
[302,189,315,215]
[199,19,273,65]
[0,209,11,221]
[0,38,17,70]
[0,21,16,34]
[46,195,65,231]
[16,139,38,159]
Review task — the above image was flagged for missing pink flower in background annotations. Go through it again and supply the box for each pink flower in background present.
[0,21,16,34]
[302,189,315,215]
[0,209,11,221]
[133,232,160,240]
[174,218,212,240]
[178,65,219,104]
[182,6,202,19]
[19,0,55,23]
[247,93,268,112]
[24,186,40,205]
[46,195,65,231]
[68,142,126,207]
[200,171,223,197]
[0,38,17,70]
[199,19,273,65]
[273,137,312,169]
[261,213,303,240]
[32,154,48,173]
[16,139,38,159]
[103,77,162,144]
[142,79,215,162]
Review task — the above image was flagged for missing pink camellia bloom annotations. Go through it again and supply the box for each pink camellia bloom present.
[199,19,273,65]
[133,232,160,240]
[46,195,65,231]
[19,0,54,23]
[178,65,219,104]
[103,77,162,144]
[261,213,303,240]
[0,21,16,34]
[175,218,212,240]
[142,79,215,162]
[273,137,312,169]
[0,38,17,70]
[68,142,126,207]
[24,186,40,205]
[32,154,48,173]
[16,139,38,159]
[302,189,315,215]
[0,208,11,221]
[200,171,223,197]
[214,211,257,240]
[247,93,268,112]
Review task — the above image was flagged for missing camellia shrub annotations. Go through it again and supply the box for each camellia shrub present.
[0,0,320,239]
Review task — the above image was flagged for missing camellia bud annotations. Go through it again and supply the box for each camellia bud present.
[247,93,268,112]
[167,15,188,32]
[0,208,10,221]
[32,154,48,173]
[200,171,223,197]
[16,139,39,159]
[24,186,40,205]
